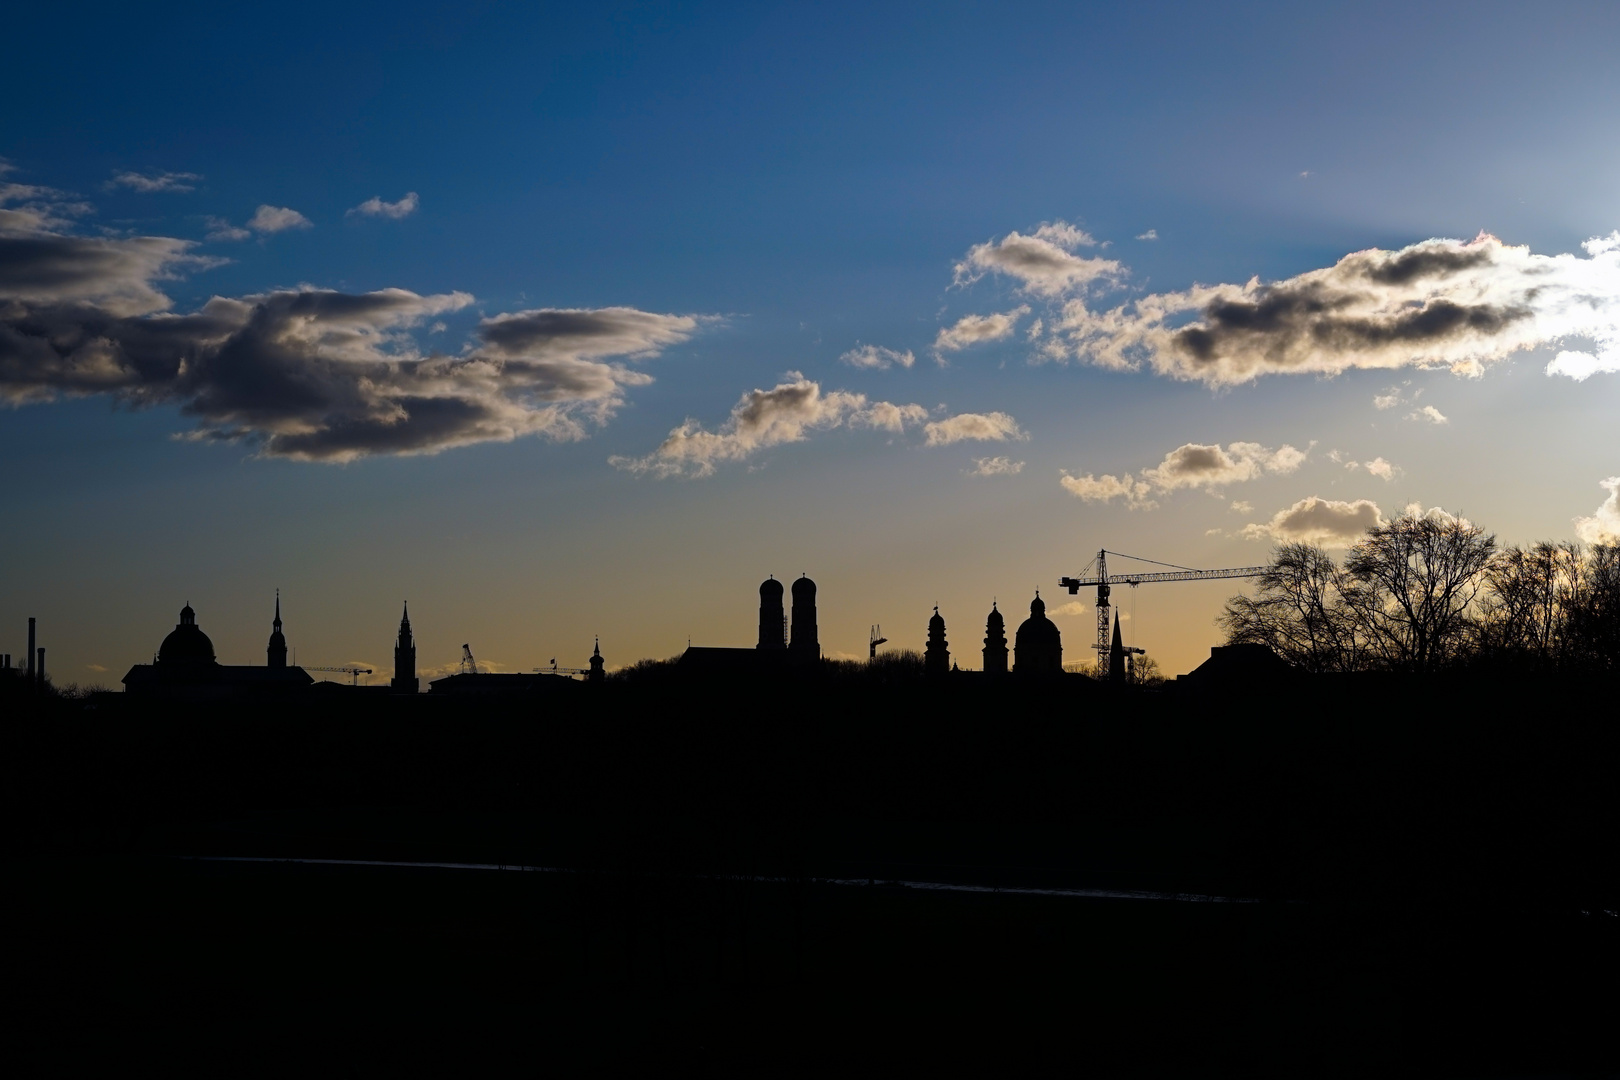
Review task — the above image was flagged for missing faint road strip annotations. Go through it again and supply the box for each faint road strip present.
[174,854,1265,904]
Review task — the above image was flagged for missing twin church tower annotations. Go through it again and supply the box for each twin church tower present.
[756,575,819,660]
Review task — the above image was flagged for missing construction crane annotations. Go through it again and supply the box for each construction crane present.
[307,665,373,686]
[1061,549,1268,677]
[869,625,888,659]
[459,644,478,675]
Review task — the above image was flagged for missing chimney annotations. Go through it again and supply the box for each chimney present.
[27,618,36,688]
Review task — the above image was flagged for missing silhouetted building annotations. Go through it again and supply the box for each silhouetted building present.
[790,575,819,662]
[758,577,785,650]
[589,638,605,683]
[982,602,1008,675]
[1175,643,1296,688]
[393,603,418,694]
[1108,610,1126,684]
[1014,592,1062,675]
[267,591,287,669]
[124,602,313,699]
[428,671,580,696]
[925,606,950,676]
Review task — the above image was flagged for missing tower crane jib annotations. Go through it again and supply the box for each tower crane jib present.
[1060,549,1268,678]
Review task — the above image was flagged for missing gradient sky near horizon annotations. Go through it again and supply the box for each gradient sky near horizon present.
[4,0,1619,684]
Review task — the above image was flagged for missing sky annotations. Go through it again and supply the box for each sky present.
[3,0,1619,684]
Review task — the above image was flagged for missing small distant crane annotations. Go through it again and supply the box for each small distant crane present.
[459,644,478,675]
[869,625,888,659]
[1062,549,1267,678]
[307,665,373,686]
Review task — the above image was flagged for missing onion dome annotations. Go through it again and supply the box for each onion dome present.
[791,575,816,600]
[159,603,217,665]
[760,577,784,598]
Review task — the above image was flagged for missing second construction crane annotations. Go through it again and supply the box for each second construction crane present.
[1061,550,1267,677]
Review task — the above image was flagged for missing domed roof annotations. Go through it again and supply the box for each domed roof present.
[929,605,946,631]
[159,604,216,666]
[760,576,784,597]
[987,602,1004,629]
[791,575,816,598]
[1016,593,1060,643]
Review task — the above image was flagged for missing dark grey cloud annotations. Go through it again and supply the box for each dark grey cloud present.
[0,221,705,461]
[1048,233,1620,385]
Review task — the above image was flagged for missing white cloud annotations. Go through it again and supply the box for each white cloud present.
[969,456,1025,476]
[1373,388,1404,410]
[1061,440,1309,510]
[247,205,312,233]
[611,376,931,478]
[840,343,915,369]
[1410,405,1449,424]
[1042,231,1620,386]
[933,306,1030,356]
[1136,229,1158,241]
[954,221,1123,297]
[1363,457,1397,480]
[1049,600,1088,617]
[1060,471,1156,510]
[1545,349,1620,380]
[1241,497,1385,545]
[109,170,202,193]
[1574,476,1620,545]
[348,192,419,220]
[1230,500,1253,513]
[923,411,1026,446]
[204,216,251,242]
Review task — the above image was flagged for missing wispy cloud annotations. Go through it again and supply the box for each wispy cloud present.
[610,375,929,478]
[204,216,251,242]
[923,411,1025,446]
[969,455,1024,476]
[933,306,1029,358]
[108,170,202,193]
[247,205,312,233]
[839,343,914,370]
[348,192,419,219]
[954,221,1122,298]
[1135,229,1158,241]
[1411,404,1449,424]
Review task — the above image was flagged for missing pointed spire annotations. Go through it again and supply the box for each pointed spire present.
[273,589,282,630]
[593,636,601,658]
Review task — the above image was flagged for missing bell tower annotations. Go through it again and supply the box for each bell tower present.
[393,603,418,694]
[267,591,287,669]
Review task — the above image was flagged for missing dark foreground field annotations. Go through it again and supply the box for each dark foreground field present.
[6,673,1617,1074]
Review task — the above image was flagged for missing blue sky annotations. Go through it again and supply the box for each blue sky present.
[4,1,1619,681]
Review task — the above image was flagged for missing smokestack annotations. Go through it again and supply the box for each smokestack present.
[37,648,45,689]
[27,618,36,687]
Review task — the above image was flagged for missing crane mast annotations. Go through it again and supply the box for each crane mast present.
[1061,549,1268,677]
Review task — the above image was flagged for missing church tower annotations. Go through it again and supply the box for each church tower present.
[757,577,786,650]
[789,575,819,662]
[982,602,1008,675]
[1108,610,1126,684]
[267,591,287,669]
[393,603,418,694]
[588,637,605,684]
[925,606,950,677]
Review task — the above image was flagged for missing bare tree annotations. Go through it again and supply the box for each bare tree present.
[1219,543,1365,673]
[1341,510,1496,674]
[1478,541,1584,668]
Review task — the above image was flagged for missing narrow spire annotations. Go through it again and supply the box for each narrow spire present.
[273,589,282,630]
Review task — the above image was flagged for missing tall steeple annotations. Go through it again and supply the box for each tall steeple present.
[392,602,418,694]
[267,590,287,669]
[1108,610,1126,684]
[588,637,605,684]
